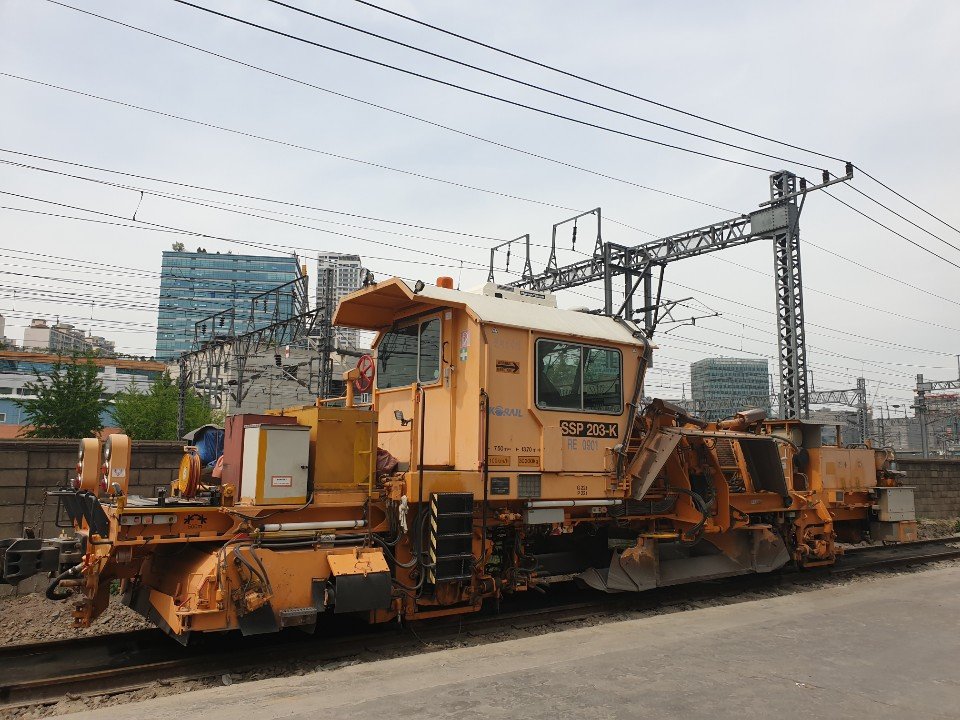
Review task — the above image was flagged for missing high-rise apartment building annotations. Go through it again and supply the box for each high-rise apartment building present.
[690,357,771,421]
[155,249,302,360]
[316,253,366,350]
[20,318,116,355]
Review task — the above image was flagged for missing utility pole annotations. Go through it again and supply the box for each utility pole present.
[770,172,808,421]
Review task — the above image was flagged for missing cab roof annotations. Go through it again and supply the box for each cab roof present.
[333,278,645,346]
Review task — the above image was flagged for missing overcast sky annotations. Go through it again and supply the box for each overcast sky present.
[2,0,959,413]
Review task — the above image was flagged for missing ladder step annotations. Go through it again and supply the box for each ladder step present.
[434,552,475,561]
[432,573,473,582]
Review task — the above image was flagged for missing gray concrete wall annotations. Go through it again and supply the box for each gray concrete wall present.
[897,458,960,519]
[0,439,184,541]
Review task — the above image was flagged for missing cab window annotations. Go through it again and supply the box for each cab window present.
[536,340,622,414]
[378,318,442,389]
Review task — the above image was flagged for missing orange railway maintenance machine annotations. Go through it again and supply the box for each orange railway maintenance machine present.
[0,277,915,641]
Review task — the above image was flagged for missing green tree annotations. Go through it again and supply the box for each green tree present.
[113,372,212,440]
[14,355,110,438]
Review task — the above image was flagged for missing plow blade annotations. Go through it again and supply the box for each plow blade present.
[579,539,658,592]
[579,530,790,593]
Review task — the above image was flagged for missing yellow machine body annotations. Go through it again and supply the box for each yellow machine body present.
[20,278,917,640]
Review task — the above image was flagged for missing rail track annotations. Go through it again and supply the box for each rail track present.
[2,536,958,714]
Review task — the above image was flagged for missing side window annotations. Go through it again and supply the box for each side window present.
[583,347,622,413]
[536,340,622,414]
[377,317,443,389]
[418,318,441,383]
[378,324,418,389]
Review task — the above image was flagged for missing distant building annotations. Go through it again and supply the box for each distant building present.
[0,351,163,438]
[0,314,13,349]
[20,318,115,355]
[22,318,52,351]
[316,253,366,351]
[690,357,770,421]
[155,249,303,360]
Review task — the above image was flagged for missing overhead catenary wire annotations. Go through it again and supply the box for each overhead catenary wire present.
[0,157,586,255]
[16,9,953,274]
[350,0,848,167]
[0,147,512,242]
[7,152,956,349]
[821,188,960,272]
[167,0,779,174]
[10,181,957,367]
[41,1,734,216]
[263,0,830,173]
[855,164,960,238]
[344,0,958,255]
[1,72,656,234]
[5,7,952,388]
[8,186,958,378]
[0,189,494,270]
[9,161,960,366]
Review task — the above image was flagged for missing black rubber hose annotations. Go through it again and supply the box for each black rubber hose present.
[45,563,82,601]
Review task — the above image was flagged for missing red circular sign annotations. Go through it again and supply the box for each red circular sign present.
[355,354,375,393]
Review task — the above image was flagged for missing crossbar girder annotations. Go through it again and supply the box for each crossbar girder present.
[510,213,765,293]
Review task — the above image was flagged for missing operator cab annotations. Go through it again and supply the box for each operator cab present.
[334,278,648,492]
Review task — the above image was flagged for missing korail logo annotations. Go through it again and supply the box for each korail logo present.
[491,405,522,417]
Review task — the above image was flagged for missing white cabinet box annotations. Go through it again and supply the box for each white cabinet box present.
[240,424,310,505]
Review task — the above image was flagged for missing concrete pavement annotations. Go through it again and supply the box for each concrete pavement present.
[65,564,960,720]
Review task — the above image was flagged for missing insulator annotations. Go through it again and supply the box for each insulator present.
[505,245,511,270]
[274,353,282,367]
[571,223,578,249]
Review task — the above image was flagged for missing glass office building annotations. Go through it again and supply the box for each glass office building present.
[690,357,770,421]
[155,250,303,360]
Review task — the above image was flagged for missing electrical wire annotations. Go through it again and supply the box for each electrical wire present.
[855,165,960,238]
[0,72,627,226]
[351,0,847,166]
[169,0,778,173]
[265,0,829,173]
[0,148,503,242]
[846,181,960,255]
[821,188,960,272]
[0,189,492,270]
[39,1,735,216]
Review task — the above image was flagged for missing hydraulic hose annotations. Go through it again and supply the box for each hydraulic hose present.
[45,563,82,601]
